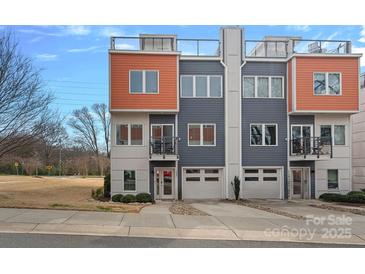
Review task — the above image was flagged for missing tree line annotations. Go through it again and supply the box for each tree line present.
[0,32,110,176]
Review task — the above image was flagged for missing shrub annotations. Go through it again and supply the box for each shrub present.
[136,192,153,203]
[112,194,123,202]
[231,176,240,200]
[91,187,104,200]
[104,174,111,198]
[347,191,365,196]
[319,193,347,202]
[346,194,365,203]
[319,192,365,204]
[121,194,136,203]
[361,188,365,193]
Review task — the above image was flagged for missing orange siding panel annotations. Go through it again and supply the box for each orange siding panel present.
[288,59,292,112]
[110,53,178,110]
[295,56,359,112]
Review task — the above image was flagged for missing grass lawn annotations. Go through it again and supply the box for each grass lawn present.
[0,175,145,213]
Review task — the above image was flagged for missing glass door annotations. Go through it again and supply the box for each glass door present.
[291,168,310,199]
[291,125,313,155]
[154,169,174,199]
[162,170,173,198]
[151,124,174,154]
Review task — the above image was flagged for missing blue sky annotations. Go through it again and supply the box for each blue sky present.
[1,25,365,119]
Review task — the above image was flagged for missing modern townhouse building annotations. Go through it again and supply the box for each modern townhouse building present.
[352,73,365,191]
[109,26,361,201]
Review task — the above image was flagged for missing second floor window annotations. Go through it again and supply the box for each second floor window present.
[314,72,341,95]
[243,76,284,98]
[320,125,346,146]
[130,70,159,94]
[188,124,216,146]
[250,124,277,146]
[181,75,222,98]
[116,124,143,146]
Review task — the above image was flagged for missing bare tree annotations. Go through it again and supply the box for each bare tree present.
[0,32,54,159]
[92,103,110,158]
[68,107,100,174]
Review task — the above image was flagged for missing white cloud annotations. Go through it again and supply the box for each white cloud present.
[28,36,43,43]
[67,46,102,53]
[114,43,136,50]
[352,46,365,67]
[36,53,58,61]
[64,26,90,36]
[359,25,365,43]
[99,26,126,37]
[288,25,310,32]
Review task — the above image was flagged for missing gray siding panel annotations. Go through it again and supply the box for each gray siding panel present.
[180,60,224,74]
[242,62,288,198]
[149,114,175,125]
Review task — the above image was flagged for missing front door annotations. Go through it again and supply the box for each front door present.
[155,168,174,199]
[291,168,310,199]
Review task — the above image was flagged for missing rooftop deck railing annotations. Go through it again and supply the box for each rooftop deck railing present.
[292,39,351,54]
[245,40,289,58]
[110,36,221,56]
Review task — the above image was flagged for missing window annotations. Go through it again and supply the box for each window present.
[334,125,345,145]
[196,76,208,97]
[124,170,136,191]
[180,75,222,98]
[320,125,332,145]
[320,125,346,146]
[314,72,341,95]
[250,124,277,146]
[257,77,269,98]
[116,124,143,146]
[243,77,255,98]
[327,169,338,189]
[186,169,200,174]
[129,70,158,94]
[245,177,259,181]
[184,168,222,183]
[181,76,194,97]
[243,76,284,98]
[188,124,216,146]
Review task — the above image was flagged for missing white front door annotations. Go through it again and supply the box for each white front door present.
[155,168,174,199]
[290,167,310,199]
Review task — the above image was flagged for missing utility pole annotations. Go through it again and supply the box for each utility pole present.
[59,138,62,176]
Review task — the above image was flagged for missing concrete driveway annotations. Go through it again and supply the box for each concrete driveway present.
[0,201,364,245]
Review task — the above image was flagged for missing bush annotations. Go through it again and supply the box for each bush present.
[231,176,240,200]
[319,192,365,204]
[91,187,104,200]
[104,174,111,198]
[361,188,365,193]
[112,194,123,202]
[121,194,136,203]
[136,192,153,203]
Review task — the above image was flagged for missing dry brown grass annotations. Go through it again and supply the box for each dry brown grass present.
[0,175,144,213]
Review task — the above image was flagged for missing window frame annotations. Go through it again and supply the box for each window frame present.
[129,70,159,94]
[319,124,346,146]
[187,123,216,147]
[180,75,223,98]
[313,72,342,96]
[243,76,284,99]
[115,123,144,146]
[327,169,339,190]
[250,123,278,147]
[123,170,137,192]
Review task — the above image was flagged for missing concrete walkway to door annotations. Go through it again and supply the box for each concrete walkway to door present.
[0,201,364,245]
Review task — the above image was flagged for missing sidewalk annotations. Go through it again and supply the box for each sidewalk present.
[0,202,364,245]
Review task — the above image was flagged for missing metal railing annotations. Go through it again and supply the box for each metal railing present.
[150,136,179,158]
[292,39,351,54]
[177,38,220,56]
[110,36,220,56]
[245,40,288,58]
[290,137,333,159]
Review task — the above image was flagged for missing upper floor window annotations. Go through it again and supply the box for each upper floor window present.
[243,76,284,98]
[250,123,277,146]
[181,75,222,98]
[320,124,346,146]
[314,72,341,95]
[116,124,143,146]
[130,70,159,94]
[188,123,216,146]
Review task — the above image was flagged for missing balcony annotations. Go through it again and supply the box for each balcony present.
[245,38,352,58]
[289,137,333,161]
[110,36,221,57]
[149,136,179,161]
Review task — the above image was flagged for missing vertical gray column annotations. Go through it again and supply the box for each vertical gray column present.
[221,26,243,198]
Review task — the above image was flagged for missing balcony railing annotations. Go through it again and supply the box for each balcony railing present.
[245,40,289,58]
[110,36,220,56]
[290,137,333,159]
[150,136,179,159]
[361,74,365,89]
[292,39,351,54]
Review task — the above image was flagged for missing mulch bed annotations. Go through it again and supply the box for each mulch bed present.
[169,202,209,216]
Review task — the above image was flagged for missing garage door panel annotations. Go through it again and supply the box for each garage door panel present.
[183,168,224,199]
[243,167,282,199]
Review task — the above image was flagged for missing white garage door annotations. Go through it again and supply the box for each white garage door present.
[182,168,224,199]
[242,167,282,199]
